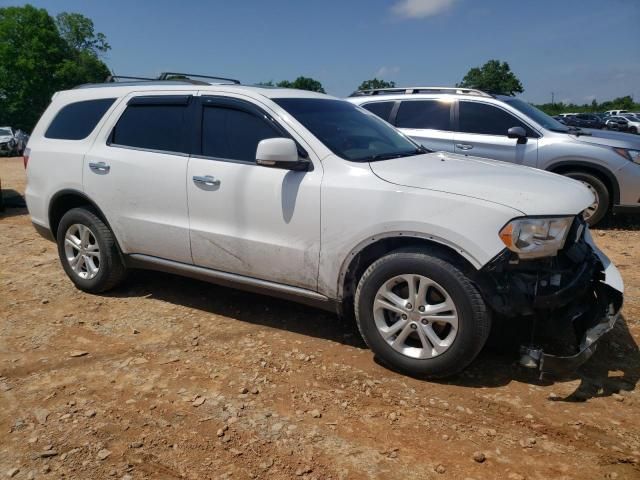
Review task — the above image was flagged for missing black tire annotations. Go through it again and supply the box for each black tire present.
[354,250,491,378]
[56,207,127,293]
[630,127,638,134]
[563,171,610,226]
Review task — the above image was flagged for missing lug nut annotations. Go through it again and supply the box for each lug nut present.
[401,314,408,320]
[418,306,425,312]
[410,323,417,330]
[421,319,428,325]
[406,303,413,310]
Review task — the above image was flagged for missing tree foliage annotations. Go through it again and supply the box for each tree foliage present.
[0,5,111,131]
[357,78,396,91]
[275,76,325,93]
[55,12,110,56]
[458,59,524,95]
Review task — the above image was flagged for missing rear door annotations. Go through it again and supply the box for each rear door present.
[84,92,193,263]
[453,100,538,167]
[392,99,455,152]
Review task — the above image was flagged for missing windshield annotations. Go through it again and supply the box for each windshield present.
[273,98,424,161]
[502,98,570,133]
[0,128,12,136]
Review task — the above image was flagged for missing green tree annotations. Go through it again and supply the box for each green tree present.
[276,76,325,93]
[458,59,524,96]
[357,78,396,91]
[0,5,110,131]
[55,12,110,56]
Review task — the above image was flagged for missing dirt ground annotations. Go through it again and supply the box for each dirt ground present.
[1,156,639,480]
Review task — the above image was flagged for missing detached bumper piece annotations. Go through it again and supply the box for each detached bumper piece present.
[519,285,620,377]
[477,217,623,377]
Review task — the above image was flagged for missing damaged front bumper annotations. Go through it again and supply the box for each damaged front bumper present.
[477,220,624,377]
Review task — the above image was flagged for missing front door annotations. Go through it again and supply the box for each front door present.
[453,100,538,167]
[187,96,322,290]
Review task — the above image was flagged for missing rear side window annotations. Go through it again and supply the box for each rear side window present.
[45,98,115,140]
[396,100,452,130]
[362,102,395,122]
[201,106,280,162]
[459,102,533,136]
[111,99,189,154]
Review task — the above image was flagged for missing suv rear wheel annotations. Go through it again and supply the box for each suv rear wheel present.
[56,207,127,293]
[354,250,490,378]
[563,171,610,226]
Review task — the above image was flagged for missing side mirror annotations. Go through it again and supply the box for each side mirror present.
[256,138,310,170]
[507,126,528,144]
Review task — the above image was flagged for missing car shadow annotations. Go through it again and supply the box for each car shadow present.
[0,189,27,217]
[109,270,637,400]
[107,269,367,349]
[437,315,639,401]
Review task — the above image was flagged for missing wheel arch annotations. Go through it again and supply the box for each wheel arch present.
[48,189,117,243]
[546,161,619,205]
[336,232,480,317]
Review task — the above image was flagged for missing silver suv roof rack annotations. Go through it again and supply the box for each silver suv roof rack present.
[90,72,241,87]
[349,86,493,98]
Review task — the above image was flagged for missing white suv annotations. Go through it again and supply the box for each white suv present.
[25,77,624,378]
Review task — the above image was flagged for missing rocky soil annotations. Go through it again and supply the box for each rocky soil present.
[1,157,639,479]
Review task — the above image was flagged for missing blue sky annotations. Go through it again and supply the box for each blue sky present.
[3,0,639,104]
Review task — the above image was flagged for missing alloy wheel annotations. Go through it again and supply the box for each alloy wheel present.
[64,224,101,280]
[580,181,600,222]
[373,274,458,359]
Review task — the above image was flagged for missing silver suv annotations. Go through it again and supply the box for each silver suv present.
[347,87,640,225]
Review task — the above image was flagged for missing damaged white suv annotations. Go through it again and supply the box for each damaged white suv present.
[25,77,624,378]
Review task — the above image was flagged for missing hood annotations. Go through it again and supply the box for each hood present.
[570,128,640,149]
[369,152,593,216]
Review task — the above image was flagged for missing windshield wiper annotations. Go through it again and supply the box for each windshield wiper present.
[362,148,428,162]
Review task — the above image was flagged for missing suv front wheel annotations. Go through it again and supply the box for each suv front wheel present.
[56,208,127,293]
[355,250,491,378]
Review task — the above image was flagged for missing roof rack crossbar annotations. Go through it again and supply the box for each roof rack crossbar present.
[157,72,241,84]
[105,75,156,83]
[349,86,493,98]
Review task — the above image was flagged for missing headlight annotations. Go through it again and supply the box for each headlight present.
[613,148,640,164]
[499,217,573,259]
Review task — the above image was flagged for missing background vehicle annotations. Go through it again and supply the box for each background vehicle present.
[605,109,628,116]
[604,116,630,131]
[0,126,19,156]
[347,87,640,225]
[621,114,640,134]
[563,113,604,129]
[14,129,29,154]
[25,76,623,379]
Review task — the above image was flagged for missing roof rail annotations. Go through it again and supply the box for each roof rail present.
[157,72,240,85]
[349,86,493,98]
[105,75,156,83]
[102,72,241,86]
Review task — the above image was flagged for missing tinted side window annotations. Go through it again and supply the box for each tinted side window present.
[362,102,395,121]
[45,98,115,140]
[111,104,188,153]
[396,100,452,130]
[202,107,281,162]
[459,102,531,136]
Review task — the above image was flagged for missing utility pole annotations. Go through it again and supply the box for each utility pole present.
[551,92,555,105]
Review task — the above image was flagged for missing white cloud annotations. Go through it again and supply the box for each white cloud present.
[375,66,400,78]
[392,0,457,19]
